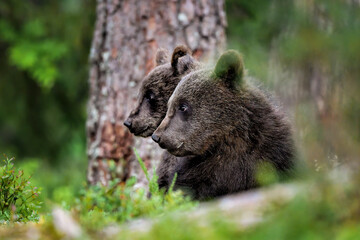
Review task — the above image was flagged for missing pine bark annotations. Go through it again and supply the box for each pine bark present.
[86,0,227,185]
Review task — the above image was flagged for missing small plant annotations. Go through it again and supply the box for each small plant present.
[75,149,196,229]
[0,156,41,223]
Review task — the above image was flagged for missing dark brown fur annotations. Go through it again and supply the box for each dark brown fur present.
[124,45,201,137]
[153,50,295,200]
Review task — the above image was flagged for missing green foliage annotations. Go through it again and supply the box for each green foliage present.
[121,174,360,240]
[0,0,94,163]
[134,149,159,195]
[225,0,291,82]
[0,156,41,223]
[255,162,279,186]
[74,152,196,230]
[1,172,360,240]
[0,19,68,88]
[123,216,240,240]
[15,156,86,213]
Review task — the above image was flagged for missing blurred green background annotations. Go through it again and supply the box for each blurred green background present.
[0,0,359,208]
[0,0,95,207]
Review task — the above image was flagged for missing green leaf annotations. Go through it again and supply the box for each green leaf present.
[133,148,150,183]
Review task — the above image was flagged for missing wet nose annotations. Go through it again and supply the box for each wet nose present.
[124,120,132,129]
[151,134,160,143]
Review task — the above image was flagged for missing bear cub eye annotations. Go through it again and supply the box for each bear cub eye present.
[177,103,191,121]
[144,91,156,105]
[178,103,188,112]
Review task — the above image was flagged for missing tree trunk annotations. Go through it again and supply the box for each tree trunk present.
[86,0,227,186]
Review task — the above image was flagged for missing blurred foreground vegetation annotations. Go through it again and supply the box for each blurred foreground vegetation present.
[1,154,360,239]
[1,0,360,238]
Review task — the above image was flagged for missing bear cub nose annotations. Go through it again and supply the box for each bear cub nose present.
[151,134,160,143]
[123,120,132,129]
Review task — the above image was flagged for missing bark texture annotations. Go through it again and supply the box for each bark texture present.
[87,0,227,185]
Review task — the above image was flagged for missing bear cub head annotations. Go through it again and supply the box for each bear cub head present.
[124,45,200,137]
[153,50,293,163]
[152,50,246,156]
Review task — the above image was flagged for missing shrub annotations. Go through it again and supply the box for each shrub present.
[0,156,42,223]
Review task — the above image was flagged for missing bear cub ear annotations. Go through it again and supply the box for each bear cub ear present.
[214,50,244,87]
[156,48,170,66]
[171,45,192,74]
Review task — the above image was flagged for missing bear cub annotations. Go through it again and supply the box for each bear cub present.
[124,45,201,190]
[124,45,200,137]
[152,50,295,200]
